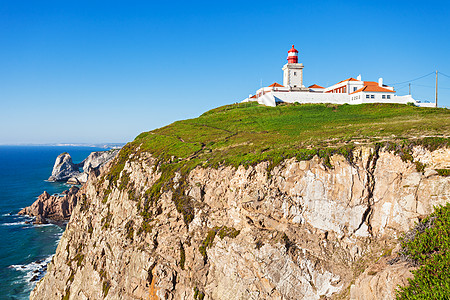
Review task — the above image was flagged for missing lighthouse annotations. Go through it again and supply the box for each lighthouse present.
[282,45,306,90]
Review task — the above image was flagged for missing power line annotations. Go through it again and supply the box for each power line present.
[439,71,450,79]
[387,71,435,85]
[411,83,450,90]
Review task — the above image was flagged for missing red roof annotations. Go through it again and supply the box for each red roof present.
[250,95,257,98]
[349,85,395,95]
[337,77,359,84]
[308,84,324,89]
[288,45,298,53]
[268,82,284,87]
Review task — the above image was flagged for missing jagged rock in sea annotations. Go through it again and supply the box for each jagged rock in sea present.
[30,145,450,300]
[48,149,119,184]
[19,186,80,222]
[47,153,80,182]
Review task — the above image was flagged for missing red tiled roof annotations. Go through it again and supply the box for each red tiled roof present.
[337,77,359,84]
[268,82,284,87]
[250,95,257,98]
[308,84,324,89]
[349,85,395,95]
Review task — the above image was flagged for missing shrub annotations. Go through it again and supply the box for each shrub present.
[436,169,450,177]
[396,203,450,299]
[179,243,186,270]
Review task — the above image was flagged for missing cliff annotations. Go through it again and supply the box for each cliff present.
[30,103,450,299]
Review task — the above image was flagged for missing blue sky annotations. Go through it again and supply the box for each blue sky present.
[1,0,450,144]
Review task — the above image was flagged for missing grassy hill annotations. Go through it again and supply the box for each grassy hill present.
[131,102,449,168]
[103,102,450,222]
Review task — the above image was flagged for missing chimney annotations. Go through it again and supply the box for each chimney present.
[378,78,383,87]
[357,74,361,81]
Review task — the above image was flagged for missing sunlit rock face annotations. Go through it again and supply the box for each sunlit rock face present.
[32,146,450,300]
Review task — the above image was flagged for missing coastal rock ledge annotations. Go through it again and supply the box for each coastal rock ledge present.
[31,145,449,299]
[19,186,80,224]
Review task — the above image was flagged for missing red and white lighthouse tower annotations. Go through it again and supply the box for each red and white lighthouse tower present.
[287,45,298,63]
[282,45,305,90]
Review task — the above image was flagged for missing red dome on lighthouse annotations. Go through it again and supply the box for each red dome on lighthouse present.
[287,45,298,63]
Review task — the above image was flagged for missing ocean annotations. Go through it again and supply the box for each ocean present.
[0,146,107,299]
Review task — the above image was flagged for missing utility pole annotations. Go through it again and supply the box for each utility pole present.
[409,83,411,95]
[435,70,438,108]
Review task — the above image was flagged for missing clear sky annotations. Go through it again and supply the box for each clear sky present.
[1,0,450,144]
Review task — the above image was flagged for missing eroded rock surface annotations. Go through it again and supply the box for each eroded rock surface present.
[48,153,80,182]
[31,146,450,300]
[48,149,119,184]
[19,186,80,222]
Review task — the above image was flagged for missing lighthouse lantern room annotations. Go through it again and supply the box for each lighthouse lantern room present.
[287,45,298,63]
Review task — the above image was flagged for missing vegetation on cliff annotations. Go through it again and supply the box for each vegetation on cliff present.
[397,203,450,299]
[101,103,449,227]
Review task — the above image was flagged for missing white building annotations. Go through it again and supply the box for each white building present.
[242,45,431,107]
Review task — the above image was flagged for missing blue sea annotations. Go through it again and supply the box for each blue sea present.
[0,146,107,299]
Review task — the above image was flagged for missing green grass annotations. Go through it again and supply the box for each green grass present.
[135,102,449,165]
[397,203,450,299]
[104,103,449,224]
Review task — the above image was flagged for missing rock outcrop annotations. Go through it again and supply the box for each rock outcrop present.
[31,146,450,299]
[81,149,119,174]
[48,153,80,182]
[48,149,119,184]
[19,186,80,223]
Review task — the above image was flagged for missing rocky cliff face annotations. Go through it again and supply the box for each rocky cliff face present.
[31,146,450,300]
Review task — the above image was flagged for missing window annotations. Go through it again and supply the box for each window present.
[387,95,391,99]
[371,95,375,99]
[366,94,370,99]
[353,87,357,92]
[382,95,386,99]
[294,72,297,76]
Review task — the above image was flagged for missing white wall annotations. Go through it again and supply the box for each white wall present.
[283,64,303,88]
[273,92,349,104]
[243,92,419,107]
[360,94,415,104]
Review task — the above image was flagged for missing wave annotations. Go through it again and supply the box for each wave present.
[1,221,28,226]
[9,255,53,287]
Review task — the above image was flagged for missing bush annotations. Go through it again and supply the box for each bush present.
[436,169,450,177]
[397,203,450,299]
